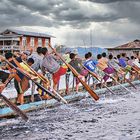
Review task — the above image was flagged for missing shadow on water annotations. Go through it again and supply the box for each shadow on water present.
[0,85,140,140]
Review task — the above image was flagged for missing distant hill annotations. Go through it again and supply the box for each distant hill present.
[60,47,107,58]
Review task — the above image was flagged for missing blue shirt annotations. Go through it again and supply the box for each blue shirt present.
[118,58,126,68]
[84,59,98,72]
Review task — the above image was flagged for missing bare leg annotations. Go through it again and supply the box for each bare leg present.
[53,82,58,91]
[76,83,79,92]
[93,84,96,90]
[17,93,24,105]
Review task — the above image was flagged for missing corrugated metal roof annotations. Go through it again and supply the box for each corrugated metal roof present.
[0,34,22,38]
[1,29,55,38]
[116,40,140,49]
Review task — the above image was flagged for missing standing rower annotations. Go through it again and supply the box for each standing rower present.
[4,52,30,105]
[97,53,115,85]
[0,55,15,93]
[69,52,88,92]
[84,52,98,89]
[41,47,67,91]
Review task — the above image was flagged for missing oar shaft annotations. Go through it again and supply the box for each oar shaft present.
[0,94,28,121]
[48,44,99,101]
[50,88,67,104]
[111,63,136,89]
[0,76,28,121]
[21,60,67,104]
[4,60,61,102]
[82,64,115,94]
[105,72,132,93]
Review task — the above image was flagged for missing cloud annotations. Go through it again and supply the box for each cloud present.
[86,0,140,3]
[0,0,124,28]
[0,0,139,48]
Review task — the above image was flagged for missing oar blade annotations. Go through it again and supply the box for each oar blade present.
[78,78,99,100]
[0,94,28,121]
[125,78,137,89]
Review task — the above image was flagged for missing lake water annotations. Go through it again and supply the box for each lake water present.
[0,85,140,140]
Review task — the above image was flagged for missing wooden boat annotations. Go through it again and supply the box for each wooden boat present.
[0,80,140,119]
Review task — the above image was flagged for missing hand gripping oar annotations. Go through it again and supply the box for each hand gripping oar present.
[20,60,67,104]
[111,66,137,89]
[81,64,115,94]
[132,66,140,75]
[104,72,133,94]
[4,59,62,103]
[0,76,28,121]
[113,62,137,89]
[13,53,67,104]
[48,44,99,101]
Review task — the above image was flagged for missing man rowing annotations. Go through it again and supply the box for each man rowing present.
[97,53,116,85]
[0,56,16,93]
[83,52,98,90]
[0,69,10,93]
[108,54,126,82]
[41,47,67,91]
[69,52,88,92]
[62,48,71,94]
[116,54,136,81]
[4,52,30,105]
[28,47,43,72]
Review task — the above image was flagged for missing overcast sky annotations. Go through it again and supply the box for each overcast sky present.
[0,0,140,48]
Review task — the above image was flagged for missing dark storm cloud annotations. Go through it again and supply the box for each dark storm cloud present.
[0,0,127,30]
[106,1,140,24]
[86,0,140,3]
[0,0,140,47]
[0,0,54,31]
[0,0,140,29]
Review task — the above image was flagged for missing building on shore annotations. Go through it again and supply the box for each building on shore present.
[107,39,140,57]
[0,29,54,54]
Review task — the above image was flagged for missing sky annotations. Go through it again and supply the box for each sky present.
[0,0,140,48]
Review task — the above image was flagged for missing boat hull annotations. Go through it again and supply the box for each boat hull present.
[0,80,140,119]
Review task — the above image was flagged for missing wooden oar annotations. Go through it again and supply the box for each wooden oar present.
[103,72,133,94]
[4,59,62,103]
[0,76,28,121]
[81,64,115,94]
[132,66,140,75]
[20,60,67,104]
[111,65,136,89]
[113,61,137,89]
[13,53,68,103]
[48,44,99,101]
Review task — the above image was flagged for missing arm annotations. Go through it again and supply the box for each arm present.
[0,83,5,93]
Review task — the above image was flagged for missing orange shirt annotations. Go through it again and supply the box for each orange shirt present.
[97,57,108,70]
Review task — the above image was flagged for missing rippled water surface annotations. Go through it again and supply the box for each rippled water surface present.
[0,85,140,140]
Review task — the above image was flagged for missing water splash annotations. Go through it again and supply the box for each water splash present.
[0,85,140,140]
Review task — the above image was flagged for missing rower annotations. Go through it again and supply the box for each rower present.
[69,52,88,92]
[97,53,116,86]
[83,52,98,90]
[41,47,67,91]
[4,52,30,105]
[108,54,125,82]
[63,48,71,94]
[0,56,16,93]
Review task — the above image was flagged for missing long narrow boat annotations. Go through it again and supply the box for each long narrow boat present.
[0,80,140,119]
